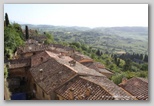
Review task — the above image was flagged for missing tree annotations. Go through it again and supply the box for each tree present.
[117,58,120,66]
[144,54,148,62]
[123,59,132,71]
[25,25,29,39]
[96,49,101,56]
[4,23,24,59]
[5,13,10,27]
[44,33,54,44]
[13,23,24,40]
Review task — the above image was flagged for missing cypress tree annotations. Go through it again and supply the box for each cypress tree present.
[25,25,29,40]
[96,49,101,56]
[5,13,10,27]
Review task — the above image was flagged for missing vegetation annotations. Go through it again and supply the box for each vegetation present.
[4,13,24,59]
[4,65,8,79]
[44,32,54,44]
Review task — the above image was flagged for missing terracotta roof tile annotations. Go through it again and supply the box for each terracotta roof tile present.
[81,62,113,75]
[81,76,136,100]
[71,52,92,61]
[30,51,104,94]
[30,59,77,94]
[55,76,115,100]
[45,51,104,77]
[120,77,148,100]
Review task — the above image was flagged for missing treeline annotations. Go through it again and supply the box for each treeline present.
[119,53,148,63]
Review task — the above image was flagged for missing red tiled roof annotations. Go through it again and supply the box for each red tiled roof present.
[81,76,136,100]
[17,44,50,54]
[71,52,92,61]
[30,51,104,94]
[93,62,105,69]
[45,51,104,77]
[81,62,113,75]
[119,77,148,100]
[55,75,136,100]
[17,43,74,55]
[55,76,115,100]
[30,59,77,94]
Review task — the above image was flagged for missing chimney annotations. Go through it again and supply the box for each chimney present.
[119,77,128,87]
[122,77,128,85]
[69,88,74,100]
[85,87,91,97]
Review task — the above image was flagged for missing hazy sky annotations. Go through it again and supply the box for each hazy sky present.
[4,4,148,28]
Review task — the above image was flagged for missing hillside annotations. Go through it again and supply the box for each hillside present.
[21,25,148,54]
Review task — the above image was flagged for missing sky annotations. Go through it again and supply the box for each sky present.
[4,4,148,28]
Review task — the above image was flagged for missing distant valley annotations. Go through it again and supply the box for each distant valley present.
[21,24,148,54]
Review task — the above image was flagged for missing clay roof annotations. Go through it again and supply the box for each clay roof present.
[81,76,136,100]
[71,52,92,61]
[55,75,136,100]
[93,62,105,69]
[30,51,104,94]
[17,43,74,55]
[17,44,50,54]
[7,58,31,69]
[98,68,113,74]
[119,77,148,100]
[82,62,113,75]
[30,59,77,94]
[45,51,104,77]
[55,76,114,100]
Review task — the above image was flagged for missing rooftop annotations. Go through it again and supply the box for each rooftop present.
[119,77,148,100]
[45,51,104,77]
[81,76,136,100]
[55,76,115,100]
[7,58,31,69]
[81,62,113,75]
[55,75,136,100]
[30,51,104,94]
